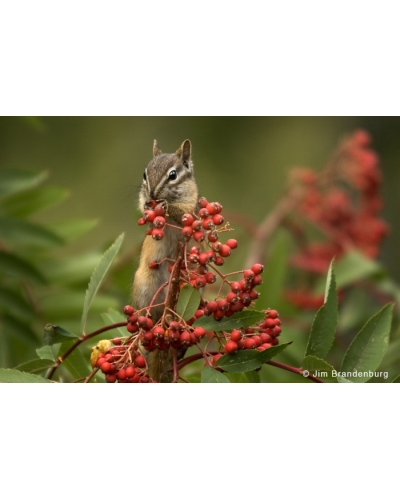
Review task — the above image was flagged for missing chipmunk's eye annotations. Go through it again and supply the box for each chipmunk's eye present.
[168,170,177,180]
[143,172,147,181]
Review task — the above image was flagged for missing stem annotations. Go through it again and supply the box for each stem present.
[46,321,128,380]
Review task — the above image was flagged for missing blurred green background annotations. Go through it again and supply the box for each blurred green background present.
[1,116,399,278]
[1,116,399,380]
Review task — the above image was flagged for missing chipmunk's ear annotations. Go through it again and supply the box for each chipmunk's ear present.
[153,139,162,157]
[176,140,192,166]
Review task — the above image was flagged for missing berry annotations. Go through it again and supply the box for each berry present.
[182,213,194,226]
[154,204,165,216]
[192,220,203,231]
[138,217,146,225]
[251,263,264,275]
[149,261,160,269]
[205,272,217,284]
[117,369,127,381]
[219,245,231,257]
[199,197,208,208]
[144,210,155,222]
[193,231,205,242]
[152,229,164,240]
[230,330,242,342]
[212,214,224,226]
[226,239,238,249]
[244,269,255,281]
[101,362,112,374]
[202,218,215,230]
[180,331,191,345]
[244,338,256,349]
[224,340,238,354]
[112,338,122,345]
[105,374,117,383]
[125,365,135,378]
[212,354,223,365]
[153,216,166,228]
[153,326,165,338]
[214,256,224,266]
[135,355,146,368]
[268,310,279,319]
[208,231,219,243]
[199,208,209,218]
[127,322,139,333]
[123,305,134,316]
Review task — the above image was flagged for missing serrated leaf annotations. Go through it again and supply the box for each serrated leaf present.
[226,371,261,382]
[176,285,201,321]
[193,310,265,332]
[0,216,64,248]
[0,250,45,284]
[258,342,292,364]
[0,186,69,217]
[47,218,99,243]
[201,366,230,383]
[302,355,337,382]
[0,368,52,383]
[101,309,127,337]
[44,324,78,346]
[14,358,55,374]
[305,260,338,359]
[81,233,124,334]
[36,345,55,360]
[215,350,262,373]
[0,168,47,197]
[340,303,393,382]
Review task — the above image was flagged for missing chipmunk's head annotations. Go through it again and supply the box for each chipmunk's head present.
[139,139,198,215]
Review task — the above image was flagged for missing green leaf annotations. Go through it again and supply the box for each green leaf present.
[302,355,337,382]
[101,309,128,338]
[81,233,124,334]
[335,250,383,289]
[44,324,78,346]
[215,350,262,373]
[0,186,69,217]
[0,250,45,284]
[37,251,102,285]
[226,371,261,382]
[0,216,64,248]
[0,368,52,383]
[337,376,353,383]
[201,366,230,383]
[176,285,201,321]
[392,375,400,383]
[340,303,393,382]
[14,358,55,374]
[193,310,266,332]
[47,218,99,243]
[305,260,338,359]
[60,341,90,380]
[40,291,119,320]
[36,346,55,360]
[0,168,47,197]
[245,371,260,382]
[258,342,292,363]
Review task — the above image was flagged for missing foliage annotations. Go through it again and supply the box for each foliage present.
[1,130,400,383]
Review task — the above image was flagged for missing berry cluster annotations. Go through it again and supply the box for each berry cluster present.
[284,129,388,309]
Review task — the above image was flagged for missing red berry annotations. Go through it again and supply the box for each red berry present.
[180,331,191,345]
[125,365,135,378]
[153,326,165,338]
[144,210,155,222]
[112,338,122,345]
[182,213,194,226]
[231,282,242,293]
[190,245,200,254]
[244,338,256,349]
[202,218,215,230]
[252,335,262,347]
[199,197,208,208]
[214,256,224,266]
[192,220,203,231]
[117,369,127,380]
[123,305,134,316]
[199,208,209,218]
[251,263,264,275]
[226,239,238,249]
[127,322,139,333]
[205,272,217,284]
[226,292,239,304]
[206,202,222,215]
[205,301,217,314]
[96,357,106,368]
[193,327,206,339]
[149,261,160,269]
[181,226,193,238]
[152,229,164,240]
[260,333,272,343]
[212,354,223,365]
[217,299,229,311]
[135,355,146,368]
[105,373,117,383]
[244,269,255,281]
[219,245,231,257]
[193,231,205,242]
[207,231,219,242]
[101,361,112,374]
[138,217,146,225]
[212,214,224,226]
[268,310,279,319]
[230,330,242,342]
[213,309,225,320]
[153,216,166,228]
[194,309,205,318]
[224,340,238,354]
[195,275,207,288]
[154,204,165,217]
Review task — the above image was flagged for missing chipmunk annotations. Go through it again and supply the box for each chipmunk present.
[132,139,199,382]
